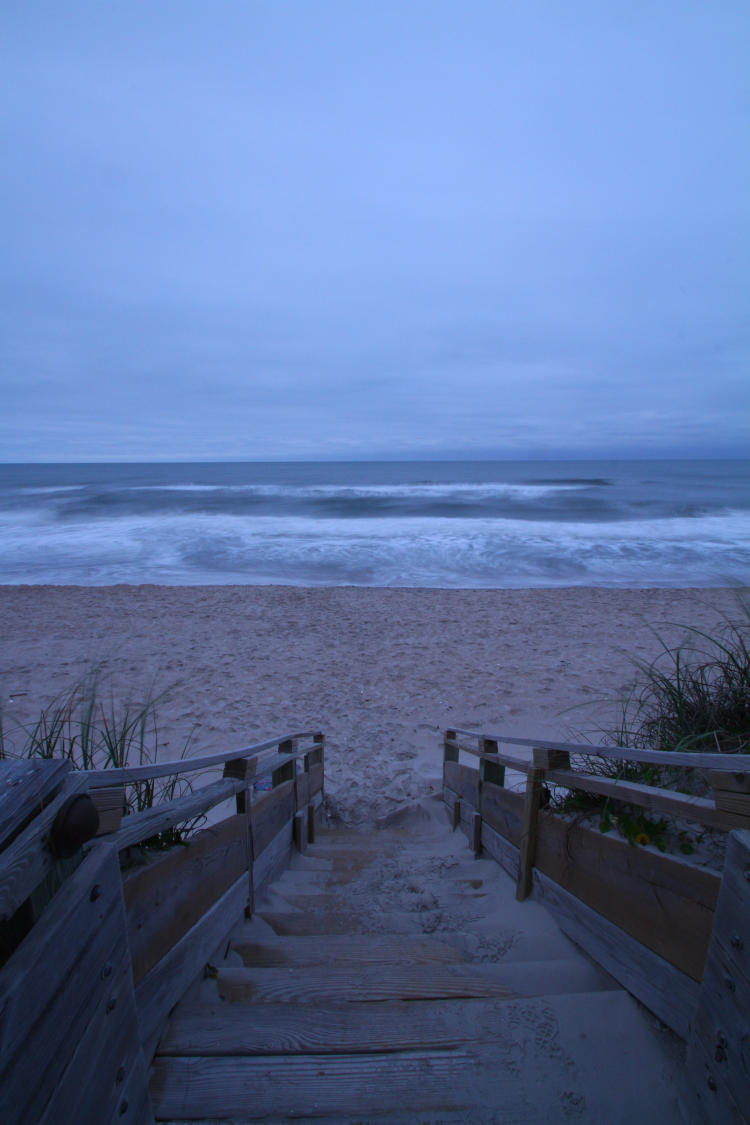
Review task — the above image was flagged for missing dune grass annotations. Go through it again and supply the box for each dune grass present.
[0,671,201,843]
[559,597,750,857]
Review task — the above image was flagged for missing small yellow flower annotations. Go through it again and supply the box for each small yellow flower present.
[635,832,650,846]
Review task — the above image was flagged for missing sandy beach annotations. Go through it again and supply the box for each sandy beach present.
[0,584,743,826]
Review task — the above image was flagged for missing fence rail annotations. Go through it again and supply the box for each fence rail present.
[0,729,326,1125]
[443,727,750,1125]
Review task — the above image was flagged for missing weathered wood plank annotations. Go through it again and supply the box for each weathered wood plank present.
[472,810,482,857]
[530,868,700,1039]
[250,778,295,856]
[0,772,88,921]
[294,770,310,809]
[481,783,524,847]
[292,810,307,854]
[123,814,249,983]
[0,843,147,1125]
[443,760,479,807]
[37,940,153,1125]
[90,784,125,835]
[150,1051,481,1120]
[252,820,293,897]
[534,809,719,980]
[0,758,72,850]
[710,770,750,793]
[547,767,745,831]
[448,727,750,770]
[481,821,520,882]
[157,996,583,1056]
[108,777,246,851]
[216,963,525,1004]
[712,791,750,825]
[307,761,324,797]
[684,830,750,1124]
[231,934,463,969]
[134,874,248,1055]
[516,767,543,901]
[85,730,323,786]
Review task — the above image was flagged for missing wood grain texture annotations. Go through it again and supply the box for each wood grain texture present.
[516,768,543,901]
[215,963,527,1005]
[480,783,524,848]
[109,777,247,851]
[481,821,521,882]
[134,875,248,1053]
[123,814,249,983]
[84,731,323,787]
[448,727,750,770]
[252,820,293,897]
[0,843,151,1125]
[534,809,719,980]
[307,761,324,797]
[710,770,750,794]
[250,778,295,855]
[684,829,750,1124]
[90,785,125,835]
[531,868,699,1039]
[547,767,745,831]
[443,761,479,808]
[0,758,71,850]
[150,1050,482,1120]
[0,772,88,922]
[157,996,578,1057]
[232,934,463,969]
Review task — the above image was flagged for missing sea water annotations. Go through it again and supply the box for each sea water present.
[0,460,748,588]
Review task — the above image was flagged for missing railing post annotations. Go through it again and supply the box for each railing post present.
[516,767,543,901]
[479,737,504,787]
[682,828,750,1122]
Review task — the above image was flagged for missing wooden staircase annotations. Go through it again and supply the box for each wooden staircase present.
[149,803,684,1123]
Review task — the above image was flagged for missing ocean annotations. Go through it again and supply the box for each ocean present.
[0,460,748,588]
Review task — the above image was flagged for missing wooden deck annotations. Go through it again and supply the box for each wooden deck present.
[149,822,685,1123]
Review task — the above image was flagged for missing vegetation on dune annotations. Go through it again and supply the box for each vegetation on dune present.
[559,595,750,858]
[0,671,202,846]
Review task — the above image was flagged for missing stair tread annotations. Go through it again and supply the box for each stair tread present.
[231,933,464,968]
[151,990,683,1123]
[159,993,625,1056]
[212,957,616,1004]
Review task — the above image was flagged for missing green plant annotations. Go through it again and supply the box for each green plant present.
[1,672,201,845]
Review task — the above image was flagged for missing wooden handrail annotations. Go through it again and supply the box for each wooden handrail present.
[447,728,750,771]
[84,731,323,787]
[106,777,249,851]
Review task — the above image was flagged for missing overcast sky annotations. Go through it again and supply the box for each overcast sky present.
[1,1,748,461]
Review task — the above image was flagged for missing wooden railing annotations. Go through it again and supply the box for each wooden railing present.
[442,728,750,1124]
[0,730,325,1125]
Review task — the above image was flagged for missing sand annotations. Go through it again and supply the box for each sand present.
[0,584,743,826]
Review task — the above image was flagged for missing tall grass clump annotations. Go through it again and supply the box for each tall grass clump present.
[0,671,200,843]
[558,598,750,859]
[604,601,749,774]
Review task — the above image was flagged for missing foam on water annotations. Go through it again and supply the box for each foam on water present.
[1,460,748,587]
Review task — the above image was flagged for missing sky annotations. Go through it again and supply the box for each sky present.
[1,1,748,462]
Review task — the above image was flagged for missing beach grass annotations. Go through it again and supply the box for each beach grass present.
[0,672,201,844]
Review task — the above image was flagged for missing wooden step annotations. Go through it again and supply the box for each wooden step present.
[231,934,464,968]
[214,957,615,1004]
[158,994,611,1057]
[150,1049,492,1121]
[151,990,682,1123]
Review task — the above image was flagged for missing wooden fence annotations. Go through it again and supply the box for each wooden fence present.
[0,730,325,1125]
[443,728,750,1125]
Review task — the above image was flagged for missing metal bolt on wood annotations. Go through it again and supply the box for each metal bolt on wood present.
[90,883,101,902]
[101,961,113,979]
[724,975,736,993]
[730,931,743,949]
